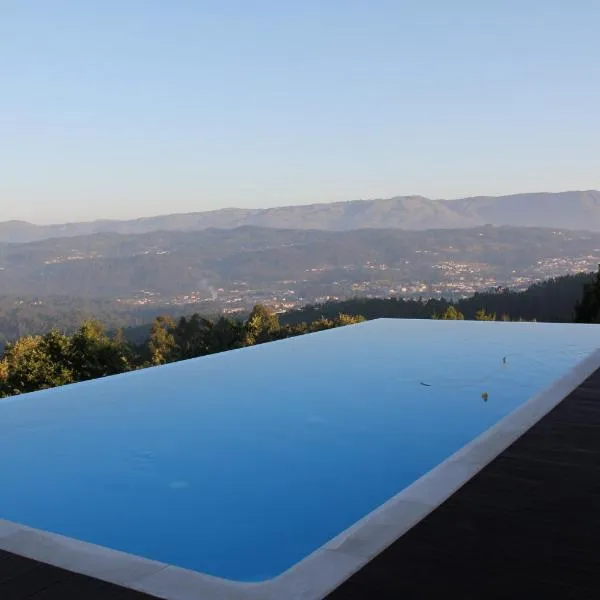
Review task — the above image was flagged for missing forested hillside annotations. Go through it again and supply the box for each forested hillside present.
[283,273,593,325]
[0,272,595,351]
[0,296,203,351]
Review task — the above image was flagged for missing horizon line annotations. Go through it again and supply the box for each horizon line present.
[2,189,598,228]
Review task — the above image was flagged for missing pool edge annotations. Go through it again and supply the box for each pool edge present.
[1,346,599,600]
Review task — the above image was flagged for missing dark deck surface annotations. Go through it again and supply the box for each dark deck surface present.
[2,369,600,599]
[327,368,600,599]
[0,548,158,599]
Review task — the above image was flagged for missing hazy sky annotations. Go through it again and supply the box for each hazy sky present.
[2,1,599,224]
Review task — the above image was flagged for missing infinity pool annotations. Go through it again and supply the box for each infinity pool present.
[0,319,598,583]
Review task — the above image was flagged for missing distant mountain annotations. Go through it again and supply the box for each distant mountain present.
[2,190,600,243]
[1,225,599,299]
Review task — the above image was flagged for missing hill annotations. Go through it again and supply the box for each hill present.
[283,273,593,325]
[0,272,594,354]
[1,225,599,300]
[2,190,600,242]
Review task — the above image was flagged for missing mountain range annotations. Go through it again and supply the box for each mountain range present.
[2,190,600,243]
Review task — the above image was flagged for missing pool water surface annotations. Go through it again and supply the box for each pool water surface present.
[0,319,598,581]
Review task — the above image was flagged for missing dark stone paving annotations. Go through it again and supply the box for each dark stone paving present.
[0,548,159,599]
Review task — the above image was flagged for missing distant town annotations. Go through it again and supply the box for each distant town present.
[115,253,600,315]
[3,224,600,320]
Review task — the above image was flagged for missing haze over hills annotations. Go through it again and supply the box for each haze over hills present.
[1,225,599,304]
[2,190,600,243]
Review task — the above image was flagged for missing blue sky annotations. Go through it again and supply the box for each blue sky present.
[2,1,599,223]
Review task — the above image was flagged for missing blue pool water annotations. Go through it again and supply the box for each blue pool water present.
[0,319,598,581]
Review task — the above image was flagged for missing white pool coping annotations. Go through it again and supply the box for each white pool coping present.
[1,347,599,600]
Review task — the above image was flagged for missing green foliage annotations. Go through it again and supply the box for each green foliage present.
[302,313,366,332]
[474,308,496,321]
[0,320,134,398]
[0,305,365,398]
[335,313,367,326]
[148,316,177,365]
[575,264,600,323]
[432,306,465,320]
[0,333,73,397]
[283,273,593,325]
[0,296,176,354]
[69,320,133,380]
[171,315,212,360]
[146,314,245,365]
[242,304,280,346]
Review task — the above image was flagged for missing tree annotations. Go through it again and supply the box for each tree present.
[308,317,335,332]
[243,304,280,345]
[432,306,465,320]
[0,332,73,397]
[334,313,366,326]
[39,329,74,384]
[204,317,245,353]
[69,320,132,380]
[475,308,496,321]
[575,265,600,323]
[0,360,7,393]
[171,314,214,359]
[148,316,177,365]
[0,307,368,398]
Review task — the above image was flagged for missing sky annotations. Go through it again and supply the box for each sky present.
[1,1,599,224]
